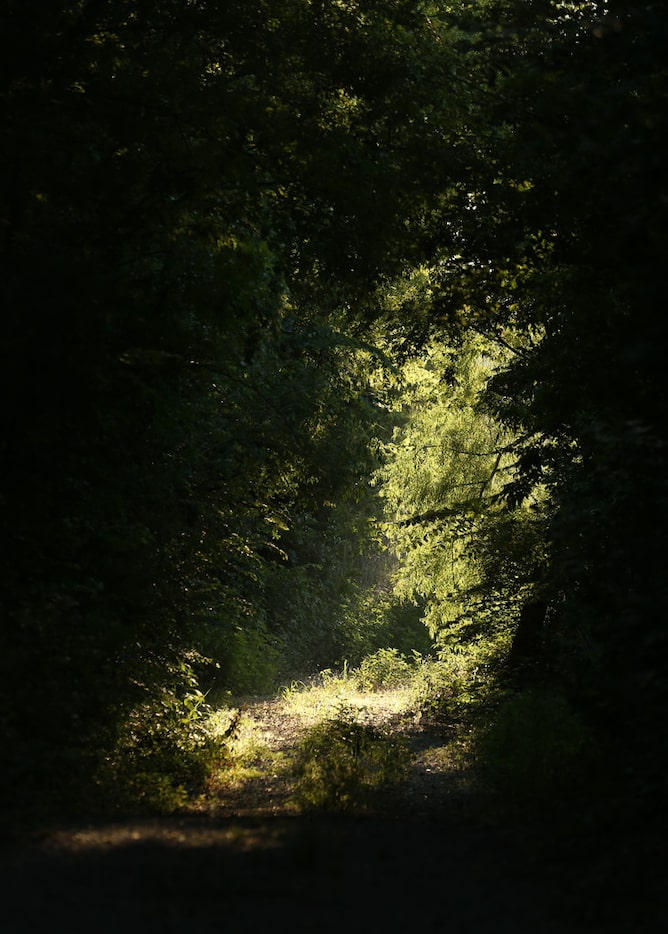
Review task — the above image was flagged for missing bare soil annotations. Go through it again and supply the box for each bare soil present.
[1,696,662,933]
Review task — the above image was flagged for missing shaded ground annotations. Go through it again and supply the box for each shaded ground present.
[1,696,663,933]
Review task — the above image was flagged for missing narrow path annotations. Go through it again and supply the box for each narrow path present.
[206,692,476,819]
[215,692,480,820]
[0,694,658,933]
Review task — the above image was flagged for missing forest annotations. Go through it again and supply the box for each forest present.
[1,0,666,861]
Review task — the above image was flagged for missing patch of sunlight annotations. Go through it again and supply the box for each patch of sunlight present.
[47,823,288,852]
[281,673,416,728]
[203,707,288,791]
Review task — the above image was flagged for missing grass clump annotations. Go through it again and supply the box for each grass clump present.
[291,702,410,812]
[355,647,413,691]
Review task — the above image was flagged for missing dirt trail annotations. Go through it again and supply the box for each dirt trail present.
[208,693,477,820]
[0,696,658,933]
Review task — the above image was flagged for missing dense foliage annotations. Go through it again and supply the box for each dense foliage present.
[2,0,666,816]
[449,0,668,756]
[1,0,456,810]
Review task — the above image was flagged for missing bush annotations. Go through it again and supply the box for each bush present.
[475,688,593,808]
[355,648,413,691]
[404,643,501,722]
[96,688,235,813]
[291,703,409,811]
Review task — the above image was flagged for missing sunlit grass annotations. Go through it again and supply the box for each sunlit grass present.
[201,707,286,793]
[201,643,504,810]
[136,635,597,825]
[289,703,411,812]
[281,648,433,725]
[280,675,416,727]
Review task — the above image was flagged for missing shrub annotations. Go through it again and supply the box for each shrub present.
[291,703,409,811]
[355,648,413,691]
[475,688,593,809]
[97,688,236,813]
[406,645,498,721]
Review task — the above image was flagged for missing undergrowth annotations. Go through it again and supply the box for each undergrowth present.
[290,702,410,812]
[229,644,495,813]
[97,640,598,821]
[95,691,239,814]
[273,643,596,818]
